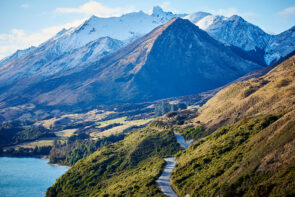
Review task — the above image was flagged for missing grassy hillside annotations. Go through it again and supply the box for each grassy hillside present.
[47,126,181,196]
[172,112,295,196]
[195,55,295,132]
[170,55,295,196]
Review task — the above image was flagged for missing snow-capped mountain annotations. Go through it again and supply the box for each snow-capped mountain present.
[0,6,181,70]
[190,14,295,65]
[0,37,123,86]
[195,15,272,52]
[0,46,36,68]
[33,37,124,77]
[265,26,295,65]
[36,6,182,53]
[0,18,262,109]
[41,7,179,55]
[0,6,184,85]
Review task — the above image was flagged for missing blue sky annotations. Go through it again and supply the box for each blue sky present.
[0,0,294,59]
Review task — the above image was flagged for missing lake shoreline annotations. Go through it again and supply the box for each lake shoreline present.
[0,152,48,159]
[0,157,69,197]
[0,154,71,167]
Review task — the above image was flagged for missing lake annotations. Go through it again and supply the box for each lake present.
[0,157,68,197]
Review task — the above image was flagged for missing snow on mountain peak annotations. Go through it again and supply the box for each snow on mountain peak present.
[30,7,181,59]
[265,25,295,64]
[194,14,271,52]
[2,6,294,70]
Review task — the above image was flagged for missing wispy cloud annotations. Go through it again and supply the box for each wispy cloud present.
[0,19,85,60]
[55,1,133,17]
[278,6,295,17]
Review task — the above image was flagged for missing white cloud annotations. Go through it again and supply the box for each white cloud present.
[0,19,85,60]
[55,1,132,17]
[278,6,295,17]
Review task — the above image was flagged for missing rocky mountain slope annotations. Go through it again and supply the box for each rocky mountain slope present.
[0,6,182,75]
[193,14,295,66]
[0,46,36,68]
[0,18,262,110]
[196,15,271,52]
[2,7,295,76]
[193,14,271,65]
[265,26,295,64]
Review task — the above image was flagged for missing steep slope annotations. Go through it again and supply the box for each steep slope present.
[0,18,262,109]
[265,26,295,64]
[170,55,295,196]
[173,113,295,196]
[0,6,180,70]
[196,15,271,52]
[0,37,123,85]
[0,46,36,68]
[41,6,181,54]
[193,15,272,65]
[194,14,295,66]
[195,55,295,131]
[46,127,181,196]
[33,37,124,77]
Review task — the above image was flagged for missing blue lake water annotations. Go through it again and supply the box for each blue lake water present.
[0,157,68,197]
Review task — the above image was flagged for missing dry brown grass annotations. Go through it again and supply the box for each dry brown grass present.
[194,55,295,132]
[4,138,55,150]
[90,117,153,138]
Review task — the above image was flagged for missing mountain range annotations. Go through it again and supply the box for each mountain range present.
[0,17,262,110]
[0,6,294,118]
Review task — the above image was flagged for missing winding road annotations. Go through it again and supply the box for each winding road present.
[156,134,192,197]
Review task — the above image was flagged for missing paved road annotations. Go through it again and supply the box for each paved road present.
[156,157,178,197]
[157,134,193,197]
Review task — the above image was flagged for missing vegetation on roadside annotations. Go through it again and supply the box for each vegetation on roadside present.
[177,125,204,140]
[47,127,180,196]
[172,113,295,196]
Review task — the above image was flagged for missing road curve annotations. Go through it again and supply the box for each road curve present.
[157,134,192,197]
